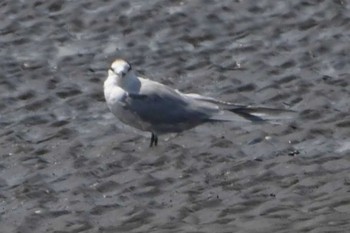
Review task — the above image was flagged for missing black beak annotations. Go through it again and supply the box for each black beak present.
[89,67,108,73]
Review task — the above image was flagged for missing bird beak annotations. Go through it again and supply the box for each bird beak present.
[88,67,107,73]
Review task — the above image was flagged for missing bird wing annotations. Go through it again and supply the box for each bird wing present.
[121,78,296,134]
[121,81,220,133]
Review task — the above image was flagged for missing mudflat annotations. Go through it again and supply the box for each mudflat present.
[1,1,350,232]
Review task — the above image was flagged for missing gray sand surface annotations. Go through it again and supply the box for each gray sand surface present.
[1,0,350,232]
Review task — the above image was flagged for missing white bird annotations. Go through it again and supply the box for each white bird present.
[104,59,295,147]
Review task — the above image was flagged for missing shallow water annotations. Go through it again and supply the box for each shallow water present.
[1,0,350,232]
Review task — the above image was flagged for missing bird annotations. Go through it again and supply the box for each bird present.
[104,59,295,147]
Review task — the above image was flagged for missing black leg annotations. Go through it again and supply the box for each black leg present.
[154,134,158,146]
[150,133,158,147]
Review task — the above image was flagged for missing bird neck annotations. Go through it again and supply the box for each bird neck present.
[122,72,141,93]
[105,70,141,94]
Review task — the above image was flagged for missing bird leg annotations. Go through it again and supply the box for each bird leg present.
[150,133,158,147]
[154,134,158,146]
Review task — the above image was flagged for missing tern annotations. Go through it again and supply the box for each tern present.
[104,59,294,147]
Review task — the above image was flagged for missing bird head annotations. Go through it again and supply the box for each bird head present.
[108,59,133,78]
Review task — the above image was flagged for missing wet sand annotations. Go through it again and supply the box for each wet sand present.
[1,0,350,232]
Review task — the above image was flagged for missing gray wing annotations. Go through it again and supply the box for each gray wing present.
[122,82,220,133]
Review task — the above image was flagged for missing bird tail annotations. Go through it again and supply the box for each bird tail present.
[226,106,296,122]
[184,93,296,123]
[209,106,296,123]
